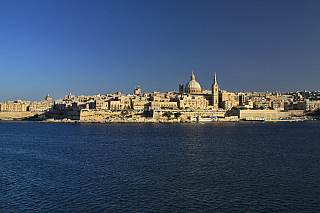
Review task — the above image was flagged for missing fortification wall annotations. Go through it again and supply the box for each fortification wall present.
[239,110,305,119]
[80,109,119,120]
[152,109,227,119]
[79,109,145,121]
[0,111,45,121]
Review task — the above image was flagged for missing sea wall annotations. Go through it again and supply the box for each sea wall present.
[0,111,45,121]
[48,110,80,120]
[152,109,227,119]
[80,109,121,120]
[79,109,146,121]
[238,110,305,120]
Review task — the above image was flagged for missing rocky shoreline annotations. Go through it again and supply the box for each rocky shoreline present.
[34,116,317,124]
[1,110,317,124]
[36,117,190,124]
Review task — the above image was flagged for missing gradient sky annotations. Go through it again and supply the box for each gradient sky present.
[1,0,319,102]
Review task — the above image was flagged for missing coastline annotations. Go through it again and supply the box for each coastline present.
[34,116,316,124]
[1,109,317,124]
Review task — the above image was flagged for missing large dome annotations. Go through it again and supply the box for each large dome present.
[185,80,201,90]
[185,72,202,94]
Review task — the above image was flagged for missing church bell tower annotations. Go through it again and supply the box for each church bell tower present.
[211,73,219,109]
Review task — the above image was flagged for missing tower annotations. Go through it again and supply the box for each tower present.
[179,84,184,94]
[45,94,52,101]
[134,83,141,95]
[212,73,219,108]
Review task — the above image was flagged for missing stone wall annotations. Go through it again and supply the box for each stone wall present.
[46,110,80,120]
[79,109,146,121]
[152,109,227,119]
[0,112,45,121]
[80,109,121,120]
[238,110,305,120]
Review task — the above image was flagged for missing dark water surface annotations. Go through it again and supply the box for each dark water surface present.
[0,121,319,212]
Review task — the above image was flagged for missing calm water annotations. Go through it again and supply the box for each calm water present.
[0,121,319,212]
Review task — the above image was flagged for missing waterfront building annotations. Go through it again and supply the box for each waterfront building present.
[109,100,122,110]
[177,95,209,109]
[219,90,238,110]
[131,100,150,110]
[29,94,53,112]
[150,96,171,102]
[305,100,320,111]
[93,100,109,110]
[150,101,178,110]
[284,100,320,111]
[0,100,30,112]
[271,100,282,110]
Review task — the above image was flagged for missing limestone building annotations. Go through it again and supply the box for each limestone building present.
[134,84,141,95]
[0,100,30,112]
[177,95,209,109]
[29,94,53,112]
[179,72,222,109]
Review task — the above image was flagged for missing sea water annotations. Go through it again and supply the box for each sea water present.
[0,121,319,212]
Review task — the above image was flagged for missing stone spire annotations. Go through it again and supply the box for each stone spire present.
[213,72,217,85]
[212,72,219,109]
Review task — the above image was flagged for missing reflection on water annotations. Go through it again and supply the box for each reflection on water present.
[0,122,319,212]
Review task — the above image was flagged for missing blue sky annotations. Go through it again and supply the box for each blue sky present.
[1,0,319,101]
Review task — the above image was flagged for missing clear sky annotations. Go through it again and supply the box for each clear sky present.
[1,0,319,101]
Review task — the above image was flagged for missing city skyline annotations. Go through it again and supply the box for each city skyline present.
[1,0,320,102]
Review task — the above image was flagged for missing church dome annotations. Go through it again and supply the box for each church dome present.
[185,80,201,90]
[185,72,202,94]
